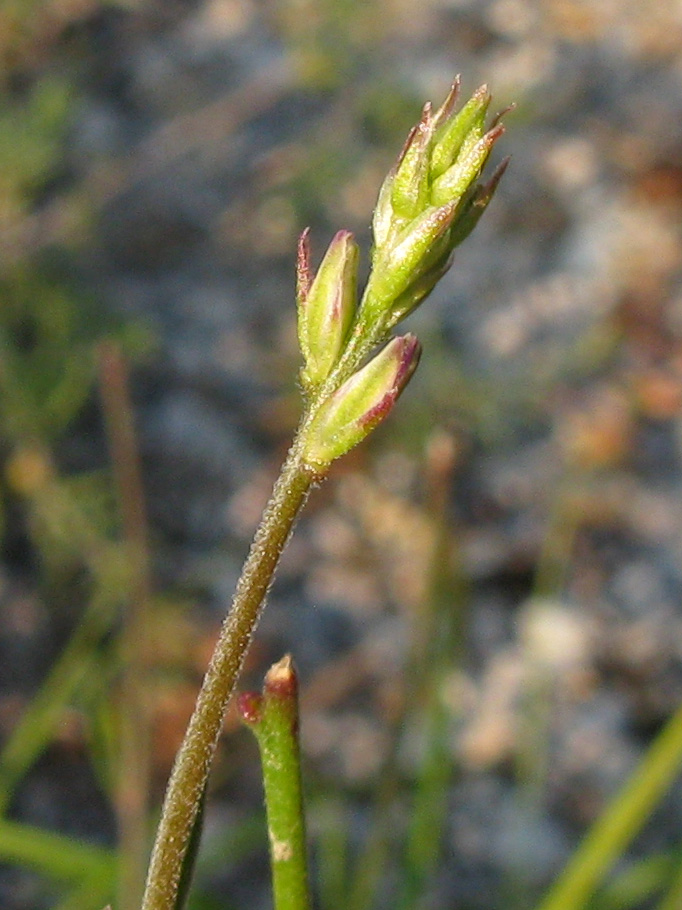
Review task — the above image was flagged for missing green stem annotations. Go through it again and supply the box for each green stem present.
[239,655,312,910]
[140,444,319,910]
[140,298,387,910]
[537,701,682,910]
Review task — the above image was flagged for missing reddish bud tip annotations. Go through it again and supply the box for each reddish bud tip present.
[490,101,516,129]
[432,75,462,130]
[359,334,422,428]
[237,691,263,725]
[264,654,299,700]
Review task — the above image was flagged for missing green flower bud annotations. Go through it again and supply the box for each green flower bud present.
[390,103,434,222]
[357,81,509,336]
[297,228,358,390]
[447,156,510,248]
[302,334,421,468]
[362,201,457,326]
[431,124,504,207]
[430,83,491,180]
[431,75,461,132]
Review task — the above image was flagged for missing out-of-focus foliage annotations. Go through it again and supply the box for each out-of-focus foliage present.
[0,275,99,442]
[0,9,150,910]
[0,77,71,229]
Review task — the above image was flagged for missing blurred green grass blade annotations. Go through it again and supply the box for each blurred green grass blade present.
[0,817,115,883]
[397,693,451,910]
[398,456,464,910]
[346,797,394,910]
[656,846,682,910]
[0,588,116,814]
[315,796,350,910]
[537,703,682,910]
[593,852,673,909]
[53,874,116,910]
[191,809,264,879]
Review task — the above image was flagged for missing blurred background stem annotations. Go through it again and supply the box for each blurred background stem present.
[98,342,153,910]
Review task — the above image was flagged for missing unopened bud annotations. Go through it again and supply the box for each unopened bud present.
[390,103,434,222]
[362,201,457,326]
[430,84,491,180]
[431,124,504,207]
[447,156,510,247]
[297,229,358,389]
[431,76,462,132]
[302,334,421,468]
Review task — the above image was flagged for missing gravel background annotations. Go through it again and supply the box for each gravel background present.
[2,1,682,908]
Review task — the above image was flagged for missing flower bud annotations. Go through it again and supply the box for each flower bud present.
[430,84,491,180]
[447,156,510,248]
[297,229,358,390]
[358,81,509,336]
[431,124,504,208]
[431,76,461,132]
[390,103,434,221]
[302,334,421,468]
[362,201,457,326]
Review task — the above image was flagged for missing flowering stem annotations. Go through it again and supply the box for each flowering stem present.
[140,444,319,910]
[140,78,507,910]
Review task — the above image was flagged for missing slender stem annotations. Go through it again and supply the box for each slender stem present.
[140,309,380,910]
[239,655,312,910]
[140,443,319,910]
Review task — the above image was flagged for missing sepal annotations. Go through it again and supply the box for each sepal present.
[431,124,505,207]
[302,334,421,467]
[390,103,434,221]
[297,229,358,390]
[430,83,491,180]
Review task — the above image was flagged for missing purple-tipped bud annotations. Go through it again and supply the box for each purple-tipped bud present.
[297,229,358,389]
[431,75,462,132]
[302,334,422,468]
[236,691,263,726]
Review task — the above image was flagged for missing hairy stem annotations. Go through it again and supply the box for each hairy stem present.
[140,443,319,910]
